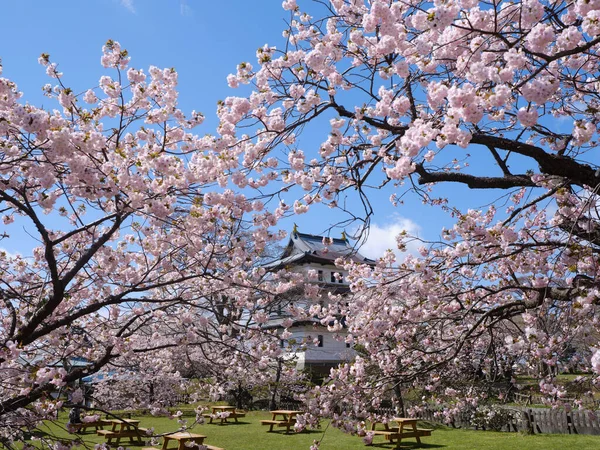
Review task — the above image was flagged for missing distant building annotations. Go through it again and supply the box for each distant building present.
[263,227,374,378]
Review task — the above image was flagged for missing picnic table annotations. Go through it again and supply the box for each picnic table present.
[367,417,433,447]
[202,405,246,424]
[97,418,147,445]
[70,418,109,433]
[141,432,224,450]
[260,410,303,434]
[162,432,207,450]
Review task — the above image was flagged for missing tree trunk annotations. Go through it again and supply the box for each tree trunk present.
[269,359,282,411]
[236,384,243,410]
[393,382,405,417]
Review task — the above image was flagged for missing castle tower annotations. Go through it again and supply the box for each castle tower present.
[262,228,374,378]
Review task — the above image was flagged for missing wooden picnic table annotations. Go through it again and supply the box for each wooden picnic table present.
[260,410,303,434]
[97,418,147,445]
[212,406,236,412]
[202,405,246,424]
[162,432,207,450]
[141,432,225,450]
[368,417,433,447]
[71,418,110,433]
[107,418,141,430]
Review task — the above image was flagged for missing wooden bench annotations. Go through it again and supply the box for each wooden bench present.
[370,428,433,445]
[371,430,396,437]
[96,430,115,436]
[143,443,224,450]
[202,411,246,424]
[70,420,107,433]
[260,419,296,433]
[97,427,148,445]
[99,429,148,435]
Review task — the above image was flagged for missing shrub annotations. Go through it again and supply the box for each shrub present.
[470,405,515,431]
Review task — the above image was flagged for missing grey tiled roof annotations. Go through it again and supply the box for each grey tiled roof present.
[263,231,375,270]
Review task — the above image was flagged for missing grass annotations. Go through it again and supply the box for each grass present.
[32,410,600,450]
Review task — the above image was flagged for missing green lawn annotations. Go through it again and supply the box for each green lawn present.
[33,410,600,450]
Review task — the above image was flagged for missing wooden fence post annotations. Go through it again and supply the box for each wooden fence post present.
[523,408,534,434]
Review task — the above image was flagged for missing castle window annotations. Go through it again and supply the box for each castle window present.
[330,272,336,283]
[317,335,324,347]
[318,270,323,281]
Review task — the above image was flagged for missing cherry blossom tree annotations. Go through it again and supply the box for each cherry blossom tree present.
[90,348,189,412]
[190,339,305,411]
[214,0,600,436]
[87,306,302,416]
[6,0,600,447]
[0,41,285,444]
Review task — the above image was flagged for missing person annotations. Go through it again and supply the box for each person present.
[68,405,82,424]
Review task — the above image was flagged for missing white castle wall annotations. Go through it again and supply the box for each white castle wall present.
[280,262,356,369]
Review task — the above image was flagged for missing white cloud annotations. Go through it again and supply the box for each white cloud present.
[119,0,135,13]
[359,215,422,261]
[180,0,193,16]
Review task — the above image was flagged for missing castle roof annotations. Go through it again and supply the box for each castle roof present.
[263,230,375,270]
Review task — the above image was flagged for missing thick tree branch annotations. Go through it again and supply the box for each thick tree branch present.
[414,163,535,188]
[13,212,127,346]
[471,134,599,187]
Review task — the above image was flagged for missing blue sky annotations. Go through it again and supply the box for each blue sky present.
[0,0,518,259]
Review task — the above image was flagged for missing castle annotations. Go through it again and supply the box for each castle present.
[263,227,374,378]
